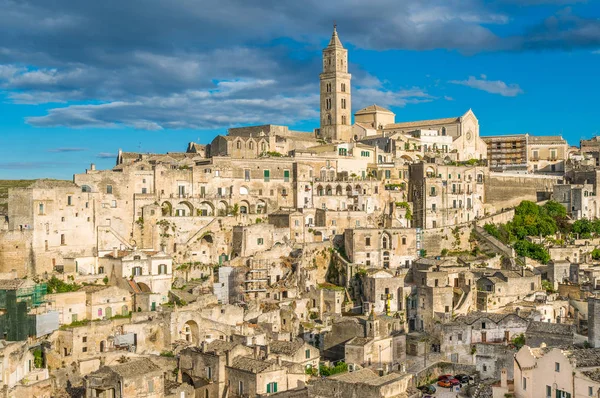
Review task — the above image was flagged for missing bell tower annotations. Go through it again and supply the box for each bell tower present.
[319,25,352,142]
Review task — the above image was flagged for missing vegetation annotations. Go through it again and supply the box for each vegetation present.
[592,248,600,260]
[160,351,175,357]
[571,219,600,239]
[395,201,412,220]
[319,361,348,376]
[46,276,81,294]
[511,333,526,349]
[541,280,556,293]
[262,151,284,157]
[59,319,91,330]
[33,348,43,369]
[483,200,567,264]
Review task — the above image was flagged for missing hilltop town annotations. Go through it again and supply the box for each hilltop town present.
[0,27,599,398]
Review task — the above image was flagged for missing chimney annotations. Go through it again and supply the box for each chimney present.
[253,345,260,359]
[90,163,96,171]
[201,341,207,353]
[225,350,232,366]
[112,247,118,258]
[515,307,521,317]
[501,368,507,388]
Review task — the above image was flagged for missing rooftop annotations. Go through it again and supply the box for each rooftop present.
[355,104,394,115]
[526,321,574,336]
[230,356,280,373]
[269,338,305,356]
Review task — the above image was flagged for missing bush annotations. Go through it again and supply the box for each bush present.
[47,276,81,294]
[319,361,348,376]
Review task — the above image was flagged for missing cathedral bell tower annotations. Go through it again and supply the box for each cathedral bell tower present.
[319,25,352,142]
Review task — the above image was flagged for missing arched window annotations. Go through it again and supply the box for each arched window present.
[327,114,332,125]
[341,83,346,92]
[341,98,346,109]
[342,115,347,124]
[326,98,331,110]
[248,141,254,150]
[236,141,241,149]
[98,266,105,274]
[158,264,167,275]
[441,127,446,136]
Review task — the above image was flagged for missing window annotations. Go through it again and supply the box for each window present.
[148,380,154,393]
[365,237,371,246]
[555,362,560,372]
[305,348,310,359]
[267,382,278,394]
[111,200,117,208]
[264,169,270,182]
[342,115,347,124]
[82,347,87,353]
[402,237,406,245]
[482,322,486,329]
[284,170,290,182]
[458,333,463,341]
[106,185,113,194]
[83,336,87,343]
[158,264,167,275]
[236,141,241,149]
[257,238,264,245]
[341,83,346,92]
[141,188,147,194]
[547,386,552,398]
[341,98,346,109]
[523,377,527,391]
[98,308,103,317]
[385,170,391,179]
[249,141,254,150]
[238,381,244,395]
[38,203,44,215]
[60,234,66,245]
[244,169,250,181]
[67,196,72,206]
[589,387,593,397]
[206,366,212,379]
[132,266,142,276]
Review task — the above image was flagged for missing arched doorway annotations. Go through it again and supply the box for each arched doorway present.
[100,340,106,353]
[105,307,112,318]
[184,320,200,344]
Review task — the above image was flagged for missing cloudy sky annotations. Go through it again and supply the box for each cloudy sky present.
[0,0,599,178]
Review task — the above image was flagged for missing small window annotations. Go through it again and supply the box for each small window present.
[82,336,87,343]
[555,362,560,372]
[60,234,66,245]
[82,347,87,353]
[305,348,310,359]
[67,196,72,206]
[523,377,526,391]
[589,387,593,397]
[365,237,371,246]
[148,380,154,393]
[547,386,552,398]
[38,203,44,215]
[106,185,113,194]
[264,170,270,182]
[257,238,264,245]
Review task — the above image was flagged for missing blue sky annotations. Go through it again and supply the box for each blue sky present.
[0,0,599,179]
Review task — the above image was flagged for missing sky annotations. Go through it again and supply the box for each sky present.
[0,0,599,179]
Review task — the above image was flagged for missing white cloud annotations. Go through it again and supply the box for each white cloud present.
[449,76,524,97]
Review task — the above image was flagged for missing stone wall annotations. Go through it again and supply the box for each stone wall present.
[413,361,477,387]
[485,173,559,211]
[421,224,472,256]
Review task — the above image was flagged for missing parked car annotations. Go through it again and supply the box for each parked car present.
[437,380,452,388]
[437,374,460,386]
[454,374,473,384]
[418,385,437,394]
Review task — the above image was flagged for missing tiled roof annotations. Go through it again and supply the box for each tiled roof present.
[269,338,305,356]
[207,340,238,354]
[385,116,460,130]
[526,321,574,336]
[582,369,600,382]
[230,356,279,373]
[346,337,374,346]
[0,279,27,290]
[108,358,161,378]
[355,105,394,115]
[329,368,379,383]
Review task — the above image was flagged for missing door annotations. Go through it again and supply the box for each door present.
[481,331,487,343]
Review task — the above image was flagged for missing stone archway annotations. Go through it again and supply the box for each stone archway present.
[184,320,200,344]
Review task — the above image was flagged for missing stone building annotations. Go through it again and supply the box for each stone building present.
[475,269,541,311]
[344,228,417,269]
[409,162,487,229]
[307,368,414,398]
[85,358,164,398]
[360,269,408,316]
[525,321,574,348]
